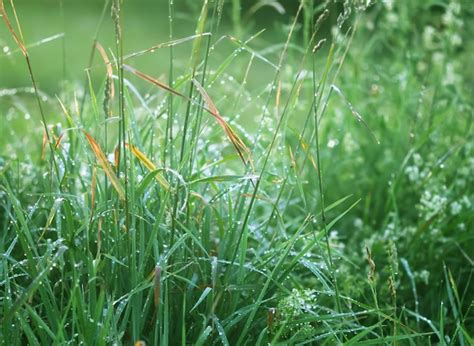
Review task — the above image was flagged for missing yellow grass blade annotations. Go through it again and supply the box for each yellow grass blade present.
[95,42,114,92]
[95,41,115,106]
[82,130,126,200]
[54,133,65,150]
[126,143,170,190]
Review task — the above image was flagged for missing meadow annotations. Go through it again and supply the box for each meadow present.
[0,0,473,344]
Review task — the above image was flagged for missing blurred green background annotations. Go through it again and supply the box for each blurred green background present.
[0,0,313,93]
[1,0,191,92]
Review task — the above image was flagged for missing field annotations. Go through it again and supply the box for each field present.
[0,0,473,344]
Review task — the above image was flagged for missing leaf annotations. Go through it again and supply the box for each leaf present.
[190,0,208,68]
[188,175,245,185]
[190,287,212,312]
[136,169,166,197]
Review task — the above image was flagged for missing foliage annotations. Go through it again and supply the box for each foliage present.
[0,0,472,344]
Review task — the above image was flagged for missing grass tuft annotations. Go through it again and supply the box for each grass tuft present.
[0,0,472,344]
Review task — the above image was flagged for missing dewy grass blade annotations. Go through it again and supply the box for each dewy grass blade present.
[331,84,380,144]
[123,33,211,61]
[190,0,208,69]
[2,246,67,323]
[165,0,176,168]
[89,166,97,224]
[311,34,342,316]
[1,32,64,57]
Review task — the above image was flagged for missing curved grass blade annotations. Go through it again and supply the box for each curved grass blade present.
[331,84,380,144]
[192,79,252,168]
[136,169,167,197]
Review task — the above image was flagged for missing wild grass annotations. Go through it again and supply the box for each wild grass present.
[0,0,473,344]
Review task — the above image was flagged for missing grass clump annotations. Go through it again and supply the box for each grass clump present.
[273,288,320,340]
[0,0,473,344]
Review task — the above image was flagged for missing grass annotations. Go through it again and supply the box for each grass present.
[1,0,473,344]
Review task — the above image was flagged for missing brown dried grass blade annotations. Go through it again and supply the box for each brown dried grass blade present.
[82,130,126,201]
[123,64,253,169]
[123,64,184,98]
[54,133,65,150]
[0,0,27,56]
[192,79,253,168]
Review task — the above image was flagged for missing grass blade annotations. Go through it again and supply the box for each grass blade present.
[82,130,126,200]
[126,143,170,190]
